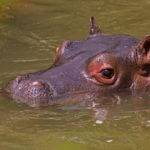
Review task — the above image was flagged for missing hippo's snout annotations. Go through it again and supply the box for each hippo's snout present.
[5,75,55,107]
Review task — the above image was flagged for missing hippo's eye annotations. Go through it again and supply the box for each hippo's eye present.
[87,54,118,85]
[93,67,116,85]
[88,63,117,85]
[100,68,114,79]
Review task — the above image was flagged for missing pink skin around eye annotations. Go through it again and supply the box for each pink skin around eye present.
[88,62,112,76]
[88,62,117,85]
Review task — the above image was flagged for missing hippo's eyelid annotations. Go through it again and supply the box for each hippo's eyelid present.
[81,71,99,84]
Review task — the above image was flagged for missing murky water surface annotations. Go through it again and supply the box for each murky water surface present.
[0,0,150,149]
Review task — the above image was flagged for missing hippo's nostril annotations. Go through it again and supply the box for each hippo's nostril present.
[28,81,49,96]
[31,81,45,86]
[4,75,25,94]
[15,74,29,83]
[15,75,22,84]
[5,78,56,107]
[20,80,55,107]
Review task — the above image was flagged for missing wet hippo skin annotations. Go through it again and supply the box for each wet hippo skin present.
[3,17,150,107]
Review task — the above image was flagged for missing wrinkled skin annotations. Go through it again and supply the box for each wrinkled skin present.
[3,17,150,107]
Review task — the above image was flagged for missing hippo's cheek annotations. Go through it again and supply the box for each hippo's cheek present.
[130,75,150,94]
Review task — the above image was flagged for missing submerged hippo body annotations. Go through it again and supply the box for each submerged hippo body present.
[4,17,150,107]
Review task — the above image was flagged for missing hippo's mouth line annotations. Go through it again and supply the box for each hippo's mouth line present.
[3,85,96,107]
[3,76,96,105]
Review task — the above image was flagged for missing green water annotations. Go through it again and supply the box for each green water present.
[0,0,150,149]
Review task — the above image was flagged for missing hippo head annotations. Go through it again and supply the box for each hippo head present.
[4,17,150,107]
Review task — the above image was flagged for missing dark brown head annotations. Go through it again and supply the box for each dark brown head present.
[4,17,150,107]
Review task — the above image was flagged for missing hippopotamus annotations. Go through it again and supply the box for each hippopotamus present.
[3,17,150,107]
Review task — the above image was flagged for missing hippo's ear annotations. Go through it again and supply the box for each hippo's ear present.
[135,35,150,64]
[139,35,150,54]
[89,16,101,35]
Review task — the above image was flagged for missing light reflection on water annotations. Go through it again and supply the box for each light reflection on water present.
[0,0,150,149]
